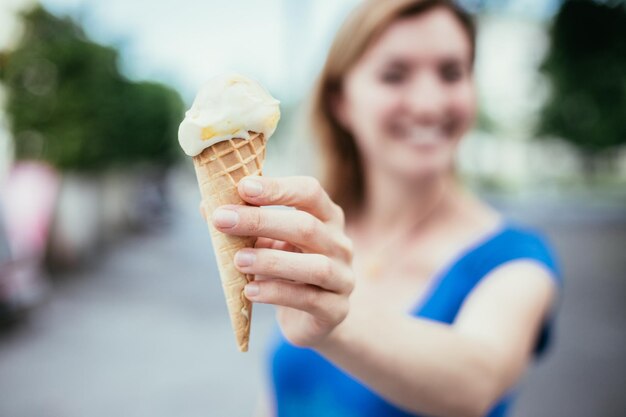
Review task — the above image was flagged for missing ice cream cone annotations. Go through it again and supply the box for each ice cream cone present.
[179,73,279,352]
[193,132,266,352]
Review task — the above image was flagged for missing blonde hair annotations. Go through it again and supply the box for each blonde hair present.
[310,0,475,217]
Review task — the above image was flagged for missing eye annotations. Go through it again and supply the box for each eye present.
[380,70,406,84]
[440,62,465,83]
[379,63,409,85]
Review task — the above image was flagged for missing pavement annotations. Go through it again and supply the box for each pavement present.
[0,174,625,417]
[506,202,626,417]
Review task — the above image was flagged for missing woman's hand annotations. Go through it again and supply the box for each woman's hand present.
[210,176,355,348]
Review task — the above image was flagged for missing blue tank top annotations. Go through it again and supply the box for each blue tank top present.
[266,222,562,417]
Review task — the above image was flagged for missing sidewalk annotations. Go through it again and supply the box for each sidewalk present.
[0,172,276,417]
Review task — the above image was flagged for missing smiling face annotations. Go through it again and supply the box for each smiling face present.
[335,6,476,182]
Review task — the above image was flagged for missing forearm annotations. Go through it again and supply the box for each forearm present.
[316,307,506,417]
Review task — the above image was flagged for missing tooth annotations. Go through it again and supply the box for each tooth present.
[405,126,443,146]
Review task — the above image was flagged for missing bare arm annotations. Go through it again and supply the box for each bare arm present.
[317,261,556,417]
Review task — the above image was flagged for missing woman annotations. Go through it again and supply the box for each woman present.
[210,0,561,416]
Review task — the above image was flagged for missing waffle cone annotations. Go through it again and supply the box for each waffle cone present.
[192,132,266,352]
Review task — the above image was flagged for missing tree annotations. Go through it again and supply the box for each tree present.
[538,0,626,172]
[0,6,184,172]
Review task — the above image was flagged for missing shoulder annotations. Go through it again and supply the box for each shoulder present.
[472,222,562,286]
[455,223,561,333]
[477,258,557,302]
[456,223,561,354]
[461,222,560,314]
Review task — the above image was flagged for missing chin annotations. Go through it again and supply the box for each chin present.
[407,165,451,183]
[384,142,456,182]
[386,157,453,183]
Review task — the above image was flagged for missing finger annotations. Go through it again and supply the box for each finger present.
[235,249,353,294]
[212,205,345,256]
[254,237,300,252]
[244,280,348,325]
[254,275,294,283]
[237,176,344,225]
[254,237,275,249]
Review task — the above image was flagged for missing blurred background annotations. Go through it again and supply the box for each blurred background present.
[0,0,624,416]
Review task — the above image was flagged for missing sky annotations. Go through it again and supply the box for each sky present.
[33,0,362,104]
[2,0,560,105]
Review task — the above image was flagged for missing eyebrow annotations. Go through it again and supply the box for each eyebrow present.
[381,58,412,71]
[382,54,468,69]
[439,57,464,66]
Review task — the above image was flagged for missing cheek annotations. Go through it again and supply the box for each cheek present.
[343,79,398,150]
[346,85,395,129]
[449,83,476,132]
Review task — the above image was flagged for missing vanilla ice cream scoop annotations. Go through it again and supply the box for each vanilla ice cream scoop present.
[178,73,280,156]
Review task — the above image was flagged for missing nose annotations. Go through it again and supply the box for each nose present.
[403,72,446,124]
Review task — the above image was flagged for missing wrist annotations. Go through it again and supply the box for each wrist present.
[314,305,359,354]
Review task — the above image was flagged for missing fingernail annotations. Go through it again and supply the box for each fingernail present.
[245,283,259,297]
[235,250,255,267]
[212,208,239,228]
[241,178,263,197]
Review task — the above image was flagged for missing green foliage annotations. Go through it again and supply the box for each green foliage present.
[0,6,184,171]
[538,0,626,154]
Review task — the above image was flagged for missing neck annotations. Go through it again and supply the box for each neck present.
[353,168,459,238]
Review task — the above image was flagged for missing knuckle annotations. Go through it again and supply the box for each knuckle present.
[261,250,280,274]
[247,209,264,233]
[333,203,345,225]
[334,265,355,295]
[303,176,321,190]
[344,271,356,295]
[311,256,333,287]
[303,285,322,312]
[304,177,324,201]
[266,280,285,303]
[328,299,345,324]
[344,238,354,258]
[335,236,354,261]
[297,216,319,241]
[336,298,350,323]
[267,178,282,202]
[325,296,348,326]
